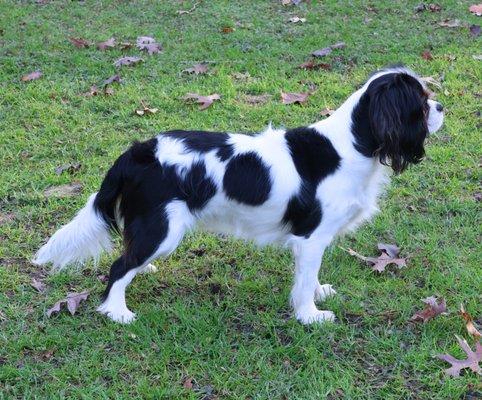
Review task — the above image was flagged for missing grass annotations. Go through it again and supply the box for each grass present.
[0,0,481,398]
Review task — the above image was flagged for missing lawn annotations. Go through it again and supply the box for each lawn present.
[0,0,481,398]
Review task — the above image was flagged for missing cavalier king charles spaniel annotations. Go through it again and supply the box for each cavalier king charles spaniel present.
[34,66,444,324]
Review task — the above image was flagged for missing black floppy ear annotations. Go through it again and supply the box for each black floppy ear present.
[368,74,427,174]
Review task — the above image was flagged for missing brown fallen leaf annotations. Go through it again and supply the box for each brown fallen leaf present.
[281,91,309,105]
[69,37,89,48]
[83,85,100,97]
[21,71,42,82]
[135,101,159,116]
[298,61,331,70]
[439,19,462,28]
[55,163,81,175]
[469,4,482,16]
[422,50,434,60]
[102,74,122,86]
[114,56,143,68]
[460,304,482,339]
[410,296,447,323]
[31,278,46,293]
[320,107,334,117]
[183,63,209,75]
[136,36,162,55]
[470,24,481,37]
[289,16,306,23]
[177,2,199,15]
[244,94,271,105]
[311,42,345,58]
[221,26,234,33]
[428,3,441,12]
[44,182,83,198]
[46,291,89,317]
[437,335,482,377]
[119,41,133,50]
[340,243,407,272]
[183,93,221,110]
[183,377,194,389]
[97,37,116,50]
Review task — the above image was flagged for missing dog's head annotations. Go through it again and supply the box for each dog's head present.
[352,67,444,173]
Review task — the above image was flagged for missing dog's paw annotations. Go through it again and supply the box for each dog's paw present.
[296,307,335,325]
[97,303,136,324]
[314,284,336,302]
[141,263,158,274]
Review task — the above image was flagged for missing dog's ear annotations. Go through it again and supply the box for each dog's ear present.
[368,73,428,174]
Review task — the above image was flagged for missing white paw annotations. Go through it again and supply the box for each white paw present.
[296,307,335,325]
[141,263,158,274]
[97,303,136,324]
[314,284,336,302]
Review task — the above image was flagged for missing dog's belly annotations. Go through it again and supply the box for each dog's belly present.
[197,200,290,246]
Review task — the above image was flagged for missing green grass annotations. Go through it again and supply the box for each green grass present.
[1,0,481,398]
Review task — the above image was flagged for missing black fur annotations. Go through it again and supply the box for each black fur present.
[283,127,341,237]
[223,152,272,206]
[162,130,234,161]
[351,73,428,174]
[95,137,218,297]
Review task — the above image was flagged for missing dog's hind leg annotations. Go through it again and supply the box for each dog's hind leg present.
[98,201,194,323]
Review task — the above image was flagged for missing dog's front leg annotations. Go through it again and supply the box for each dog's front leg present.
[291,239,335,324]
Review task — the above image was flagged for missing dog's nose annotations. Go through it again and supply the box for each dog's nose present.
[436,103,443,112]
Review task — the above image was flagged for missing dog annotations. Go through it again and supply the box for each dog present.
[34,66,444,324]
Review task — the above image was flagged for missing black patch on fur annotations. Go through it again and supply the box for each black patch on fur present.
[351,72,428,173]
[223,152,271,206]
[162,130,234,161]
[283,127,341,237]
[96,137,219,299]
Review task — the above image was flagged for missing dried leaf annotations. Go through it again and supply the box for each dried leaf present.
[410,296,447,323]
[340,244,407,273]
[114,56,143,67]
[312,42,345,58]
[437,336,482,377]
[136,36,162,55]
[183,377,194,389]
[102,74,122,86]
[298,61,331,70]
[44,182,83,198]
[183,93,221,110]
[244,94,271,105]
[439,19,462,28]
[183,63,209,75]
[135,102,159,116]
[320,107,334,117]
[119,41,133,50]
[21,71,42,82]
[83,85,100,97]
[469,4,482,16]
[428,3,441,12]
[97,37,116,50]
[289,16,306,23]
[177,2,199,15]
[54,163,81,175]
[31,278,46,293]
[104,86,114,96]
[377,243,401,258]
[470,24,481,37]
[221,26,234,33]
[281,91,309,105]
[47,291,89,317]
[69,37,89,48]
[460,304,482,339]
[422,50,434,60]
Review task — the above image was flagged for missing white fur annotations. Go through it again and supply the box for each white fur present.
[33,193,112,269]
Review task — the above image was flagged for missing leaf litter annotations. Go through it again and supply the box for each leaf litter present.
[340,243,407,272]
[46,291,90,317]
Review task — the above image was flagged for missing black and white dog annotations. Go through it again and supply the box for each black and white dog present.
[34,66,444,324]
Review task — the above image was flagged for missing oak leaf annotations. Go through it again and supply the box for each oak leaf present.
[183,63,209,75]
[469,4,482,16]
[281,91,309,105]
[341,243,407,272]
[437,336,482,377]
[136,36,162,55]
[97,37,116,50]
[69,37,89,48]
[46,291,89,317]
[114,56,143,67]
[183,93,220,110]
[21,71,42,82]
[460,304,482,339]
[410,296,447,323]
[31,278,46,293]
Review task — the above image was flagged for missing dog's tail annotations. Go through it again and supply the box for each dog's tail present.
[33,153,128,270]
